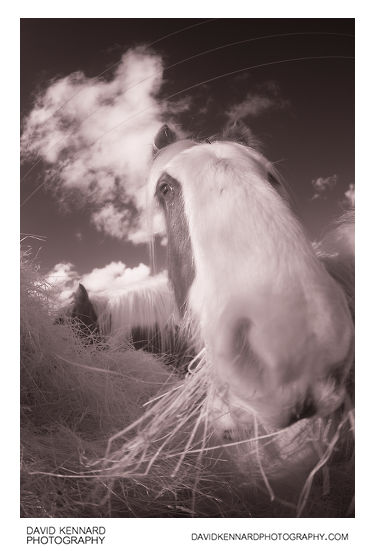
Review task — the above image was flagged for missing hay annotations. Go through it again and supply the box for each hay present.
[97,353,354,517]
[21,246,354,518]
[21,247,181,517]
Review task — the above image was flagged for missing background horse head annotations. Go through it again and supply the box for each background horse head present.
[149,124,354,431]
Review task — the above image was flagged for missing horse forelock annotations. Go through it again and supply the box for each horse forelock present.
[148,141,290,310]
[162,142,314,277]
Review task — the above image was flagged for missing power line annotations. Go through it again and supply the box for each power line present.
[21,30,353,191]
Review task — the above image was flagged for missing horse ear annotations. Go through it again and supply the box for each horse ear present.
[222,120,259,148]
[71,283,98,331]
[76,283,89,301]
[153,124,177,155]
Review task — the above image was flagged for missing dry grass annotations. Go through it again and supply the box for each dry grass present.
[21,246,354,518]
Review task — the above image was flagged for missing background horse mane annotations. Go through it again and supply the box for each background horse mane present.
[93,274,177,341]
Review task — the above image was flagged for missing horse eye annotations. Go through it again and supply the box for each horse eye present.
[159,182,173,197]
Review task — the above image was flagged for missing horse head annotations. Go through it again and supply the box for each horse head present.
[149,124,354,430]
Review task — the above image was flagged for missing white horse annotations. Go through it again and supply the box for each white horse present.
[70,124,354,515]
[148,123,354,430]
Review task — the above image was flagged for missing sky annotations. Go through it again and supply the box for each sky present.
[20,18,354,304]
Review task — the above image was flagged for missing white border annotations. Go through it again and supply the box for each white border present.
[3,3,373,549]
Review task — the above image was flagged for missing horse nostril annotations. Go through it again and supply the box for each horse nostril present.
[300,398,317,419]
[288,396,317,425]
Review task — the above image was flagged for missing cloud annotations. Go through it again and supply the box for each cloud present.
[311,174,338,200]
[343,183,355,208]
[225,84,289,123]
[45,262,80,305]
[46,260,152,306]
[81,261,150,294]
[91,204,135,240]
[21,47,187,244]
[227,95,275,121]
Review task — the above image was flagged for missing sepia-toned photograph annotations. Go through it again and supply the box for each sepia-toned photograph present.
[20,17,354,519]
